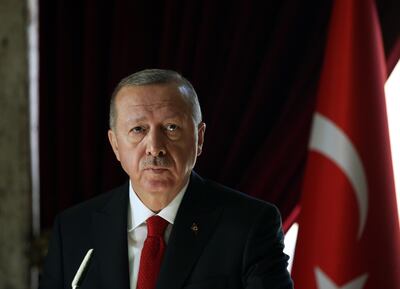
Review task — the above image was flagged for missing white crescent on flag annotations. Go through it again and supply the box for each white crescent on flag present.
[309,113,368,239]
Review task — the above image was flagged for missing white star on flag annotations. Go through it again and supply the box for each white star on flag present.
[315,267,368,289]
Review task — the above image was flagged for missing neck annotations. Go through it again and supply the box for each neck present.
[139,193,175,212]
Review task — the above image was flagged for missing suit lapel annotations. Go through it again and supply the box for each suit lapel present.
[92,184,130,289]
[156,173,223,289]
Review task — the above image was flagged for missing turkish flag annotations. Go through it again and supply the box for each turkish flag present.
[291,0,400,288]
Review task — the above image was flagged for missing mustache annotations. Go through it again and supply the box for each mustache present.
[140,156,171,169]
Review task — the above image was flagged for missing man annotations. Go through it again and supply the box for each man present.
[39,69,294,289]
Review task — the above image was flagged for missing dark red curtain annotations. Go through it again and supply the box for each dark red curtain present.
[39,0,400,230]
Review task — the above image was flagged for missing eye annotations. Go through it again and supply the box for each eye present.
[130,126,145,133]
[166,124,178,132]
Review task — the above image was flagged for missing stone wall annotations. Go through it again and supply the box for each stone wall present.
[0,0,31,288]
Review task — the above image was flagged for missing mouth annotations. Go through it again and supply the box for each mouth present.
[144,167,169,174]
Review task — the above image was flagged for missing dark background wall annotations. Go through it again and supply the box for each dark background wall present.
[39,0,400,231]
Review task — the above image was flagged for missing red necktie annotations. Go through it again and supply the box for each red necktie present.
[137,215,169,289]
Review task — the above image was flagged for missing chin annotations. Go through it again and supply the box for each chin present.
[142,178,175,194]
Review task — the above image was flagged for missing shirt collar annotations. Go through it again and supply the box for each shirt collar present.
[128,179,189,232]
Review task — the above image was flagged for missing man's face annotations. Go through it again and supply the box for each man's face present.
[108,84,205,205]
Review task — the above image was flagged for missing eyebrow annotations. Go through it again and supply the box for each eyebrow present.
[125,113,185,124]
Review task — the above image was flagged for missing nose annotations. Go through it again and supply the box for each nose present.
[146,128,167,157]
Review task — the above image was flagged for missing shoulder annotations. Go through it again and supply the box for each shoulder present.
[204,176,278,210]
[56,182,128,225]
[192,172,281,224]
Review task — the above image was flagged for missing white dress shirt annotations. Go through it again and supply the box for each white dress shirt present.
[127,180,188,289]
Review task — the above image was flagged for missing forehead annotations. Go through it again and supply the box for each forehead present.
[114,84,191,120]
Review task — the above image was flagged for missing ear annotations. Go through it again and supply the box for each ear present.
[196,122,206,156]
[108,129,121,161]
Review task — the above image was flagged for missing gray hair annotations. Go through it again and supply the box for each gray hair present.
[109,69,202,130]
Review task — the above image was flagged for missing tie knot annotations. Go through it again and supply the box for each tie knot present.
[146,215,168,237]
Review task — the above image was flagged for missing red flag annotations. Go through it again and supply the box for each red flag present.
[291,0,400,288]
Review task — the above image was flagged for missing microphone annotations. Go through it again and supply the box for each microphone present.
[71,249,94,289]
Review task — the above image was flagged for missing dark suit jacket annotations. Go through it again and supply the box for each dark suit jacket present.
[39,172,293,289]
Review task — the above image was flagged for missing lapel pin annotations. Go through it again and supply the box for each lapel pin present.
[190,222,199,235]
